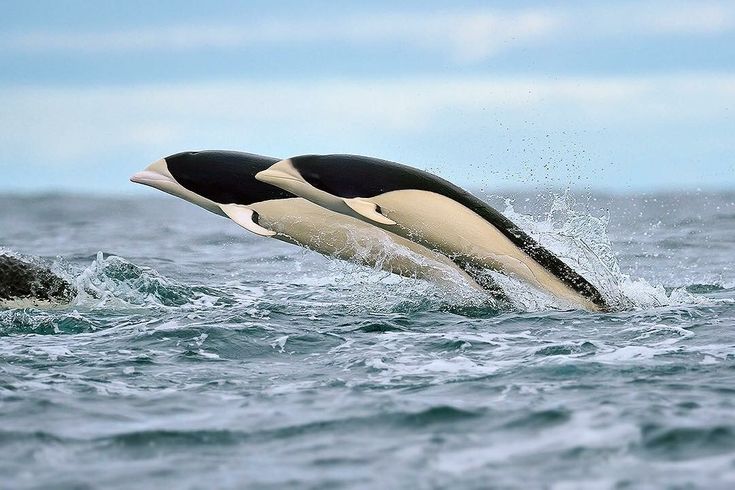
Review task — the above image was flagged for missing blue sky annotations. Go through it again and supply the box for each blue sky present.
[1,0,733,192]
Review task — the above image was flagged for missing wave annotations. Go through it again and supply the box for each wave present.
[498,192,725,311]
[0,252,232,335]
[1,192,730,325]
[70,252,227,309]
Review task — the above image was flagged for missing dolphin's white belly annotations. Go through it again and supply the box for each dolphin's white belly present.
[370,190,600,310]
[249,198,484,292]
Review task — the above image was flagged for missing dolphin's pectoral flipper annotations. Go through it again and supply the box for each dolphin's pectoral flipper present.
[343,198,396,226]
[219,204,276,237]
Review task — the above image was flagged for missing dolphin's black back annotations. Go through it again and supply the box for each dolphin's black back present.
[290,154,609,310]
[166,151,294,205]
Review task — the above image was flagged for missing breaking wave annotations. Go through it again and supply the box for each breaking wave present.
[1,192,727,325]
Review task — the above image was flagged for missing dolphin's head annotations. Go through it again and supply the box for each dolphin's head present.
[254,156,358,217]
[131,150,293,236]
[256,154,433,200]
[254,157,319,195]
[256,154,413,226]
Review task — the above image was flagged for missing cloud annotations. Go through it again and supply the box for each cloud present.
[3,2,732,64]
[1,74,733,164]
[649,3,735,34]
[0,10,563,63]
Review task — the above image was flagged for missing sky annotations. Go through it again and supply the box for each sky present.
[0,0,733,193]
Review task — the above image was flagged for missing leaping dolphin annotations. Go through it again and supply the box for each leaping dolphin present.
[131,151,494,294]
[255,154,609,311]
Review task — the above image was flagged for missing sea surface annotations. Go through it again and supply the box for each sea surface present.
[1,190,734,489]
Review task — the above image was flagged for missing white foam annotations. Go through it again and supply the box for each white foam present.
[499,192,722,311]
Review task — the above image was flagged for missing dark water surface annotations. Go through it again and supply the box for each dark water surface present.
[1,191,734,489]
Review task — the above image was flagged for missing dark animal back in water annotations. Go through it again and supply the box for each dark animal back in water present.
[0,254,75,304]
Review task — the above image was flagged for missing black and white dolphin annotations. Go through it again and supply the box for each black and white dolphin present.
[131,151,489,293]
[255,154,609,311]
[0,254,75,308]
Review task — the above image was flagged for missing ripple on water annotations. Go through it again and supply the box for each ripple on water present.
[1,192,734,488]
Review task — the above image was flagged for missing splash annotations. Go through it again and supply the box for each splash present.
[266,223,501,317]
[1,192,720,319]
[71,252,222,309]
[268,249,496,318]
[499,192,713,311]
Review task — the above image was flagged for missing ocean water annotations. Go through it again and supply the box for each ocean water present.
[1,191,734,489]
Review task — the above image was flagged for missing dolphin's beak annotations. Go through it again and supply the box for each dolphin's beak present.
[129,156,226,217]
[130,159,176,188]
[255,159,304,187]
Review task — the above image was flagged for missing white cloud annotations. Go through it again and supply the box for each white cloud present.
[1,74,733,166]
[650,3,735,34]
[0,10,563,63]
[3,2,732,63]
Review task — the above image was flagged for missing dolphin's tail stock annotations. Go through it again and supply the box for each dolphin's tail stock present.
[460,196,610,311]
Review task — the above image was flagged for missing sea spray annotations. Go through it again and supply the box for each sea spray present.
[500,192,712,310]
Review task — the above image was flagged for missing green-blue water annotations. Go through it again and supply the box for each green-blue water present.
[1,191,734,489]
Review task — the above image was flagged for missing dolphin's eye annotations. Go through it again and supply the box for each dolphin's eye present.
[303,171,327,191]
